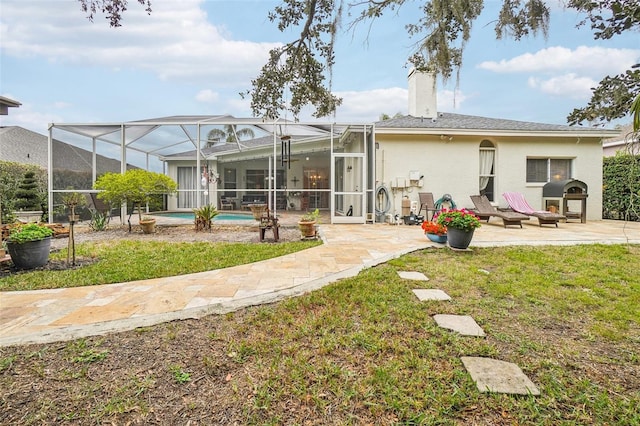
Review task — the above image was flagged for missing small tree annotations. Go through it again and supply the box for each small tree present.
[61,191,87,265]
[94,170,177,232]
[14,171,43,211]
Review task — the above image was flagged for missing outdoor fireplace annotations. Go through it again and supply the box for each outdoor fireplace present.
[542,179,588,223]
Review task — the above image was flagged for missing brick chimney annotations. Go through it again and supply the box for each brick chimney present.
[407,69,437,118]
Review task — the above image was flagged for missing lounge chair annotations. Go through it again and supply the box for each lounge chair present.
[502,192,566,227]
[417,192,437,220]
[469,195,530,228]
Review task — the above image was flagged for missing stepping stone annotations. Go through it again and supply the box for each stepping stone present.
[412,289,451,301]
[433,314,485,337]
[460,357,540,396]
[398,271,429,281]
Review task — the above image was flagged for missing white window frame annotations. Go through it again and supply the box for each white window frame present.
[526,158,573,184]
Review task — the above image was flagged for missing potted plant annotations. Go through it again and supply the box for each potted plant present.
[6,223,54,269]
[435,208,481,249]
[421,220,447,244]
[298,208,320,238]
[13,171,45,223]
[93,169,177,233]
[139,215,156,234]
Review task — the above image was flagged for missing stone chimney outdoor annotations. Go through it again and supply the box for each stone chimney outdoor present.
[407,69,437,118]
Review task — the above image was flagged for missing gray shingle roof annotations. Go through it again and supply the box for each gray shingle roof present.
[376,112,617,134]
[0,126,122,173]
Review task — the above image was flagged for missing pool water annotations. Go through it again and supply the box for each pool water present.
[153,212,254,221]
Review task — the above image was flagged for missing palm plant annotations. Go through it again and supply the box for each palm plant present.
[206,125,255,145]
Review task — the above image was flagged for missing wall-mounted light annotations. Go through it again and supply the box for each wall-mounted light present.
[440,134,453,142]
[347,165,353,172]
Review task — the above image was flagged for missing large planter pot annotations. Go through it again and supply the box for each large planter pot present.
[426,233,447,244]
[447,227,474,249]
[298,220,317,238]
[13,211,44,223]
[139,219,156,234]
[7,237,52,270]
[249,204,268,220]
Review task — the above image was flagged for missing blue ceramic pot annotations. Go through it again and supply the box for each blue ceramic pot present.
[426,233,447,244]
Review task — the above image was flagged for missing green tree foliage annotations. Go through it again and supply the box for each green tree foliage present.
[0,162,46,223]
[603,154,640,221]
[93,169,177,222]
[14,172,45,211]
[78,0,151,27]
[206,125,255,144]
[79,0,639,123]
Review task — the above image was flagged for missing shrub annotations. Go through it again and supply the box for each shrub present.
[603,154,640,221]
[8,223,53,244]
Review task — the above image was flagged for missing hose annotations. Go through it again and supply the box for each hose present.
[375,185,391,216]
[435,193,457,211]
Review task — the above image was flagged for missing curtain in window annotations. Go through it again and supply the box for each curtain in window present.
[177,167,197,208]
[479,149,495,191]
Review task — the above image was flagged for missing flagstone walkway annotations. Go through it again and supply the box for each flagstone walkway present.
[1,219,638,347]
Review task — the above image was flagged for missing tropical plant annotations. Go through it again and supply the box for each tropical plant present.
[206,125,255,145]
[93,169,177,232]
[435,208,481,232]
[89,210,108,231]
[193,204,219,231]
[8,223,53,244]
[421,220,447,235]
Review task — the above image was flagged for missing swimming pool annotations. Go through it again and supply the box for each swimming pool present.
[152,211,255,221]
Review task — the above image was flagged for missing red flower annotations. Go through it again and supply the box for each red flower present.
[421,221,447,235]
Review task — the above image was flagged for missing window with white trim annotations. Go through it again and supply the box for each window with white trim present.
[526,158,572,183]
[479,140,495,201]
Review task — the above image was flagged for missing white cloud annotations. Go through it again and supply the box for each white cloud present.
[0,104,63,134]
[477,45,639,76]
[438,89,467,111]
[528,73,597,99]
[333,88,407,122]
[306,87,467,122]
[0,0,280,87]
[195,89,219,103]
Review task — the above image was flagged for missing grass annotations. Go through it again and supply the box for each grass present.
[0,239,321,291]
[0,244,638,424]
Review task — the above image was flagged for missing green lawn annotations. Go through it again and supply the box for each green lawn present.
[0,239,321,291]
[1,244,638,425]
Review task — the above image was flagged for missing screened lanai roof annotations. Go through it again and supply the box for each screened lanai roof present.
[50,115,342,160]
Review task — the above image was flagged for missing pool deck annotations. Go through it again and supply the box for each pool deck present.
[1,219,639,347]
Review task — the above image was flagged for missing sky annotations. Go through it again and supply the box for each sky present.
[0,0,638,136]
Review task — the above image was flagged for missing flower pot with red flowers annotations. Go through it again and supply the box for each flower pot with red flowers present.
[421,220,447,244]
[435,208,481,249]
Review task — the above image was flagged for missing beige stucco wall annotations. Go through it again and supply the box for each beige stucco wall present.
[375,133,603,220]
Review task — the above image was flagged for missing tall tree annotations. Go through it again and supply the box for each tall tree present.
[206,125,255,144]
[78,0,640,123]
